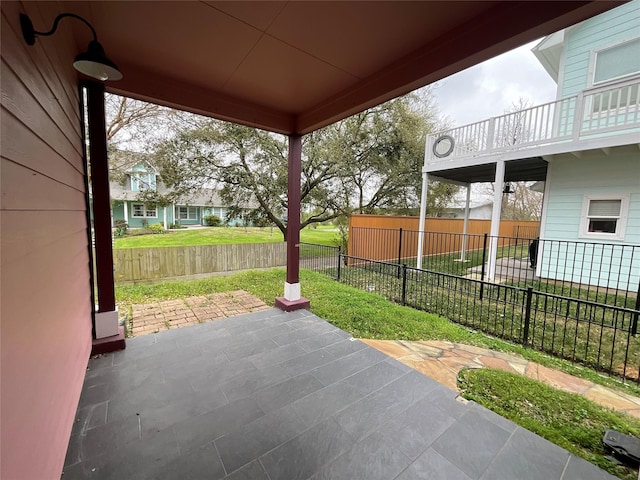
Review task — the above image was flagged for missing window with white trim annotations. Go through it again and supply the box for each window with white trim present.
[590,39,640,114]
[579,195,629,241]
[178,206,198,220]
[131,173,154,192]
[593,39,640,85]
[132,203,157,218]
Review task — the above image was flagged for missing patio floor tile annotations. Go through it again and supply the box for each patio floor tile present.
[64,309,617,480]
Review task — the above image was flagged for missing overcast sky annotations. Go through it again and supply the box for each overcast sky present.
[429,40,558,127]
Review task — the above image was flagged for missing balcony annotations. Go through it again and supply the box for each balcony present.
[425,77,640,173]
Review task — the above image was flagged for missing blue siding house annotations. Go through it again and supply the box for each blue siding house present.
[418,0,639,291]
[109,158,244,228]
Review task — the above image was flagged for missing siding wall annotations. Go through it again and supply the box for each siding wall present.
[541,149,640,289]
[1,2,92,479]
[560,0,640,99]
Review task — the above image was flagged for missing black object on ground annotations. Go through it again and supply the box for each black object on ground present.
[603,429,640,467]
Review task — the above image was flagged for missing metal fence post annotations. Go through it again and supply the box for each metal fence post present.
[402,264,407,306]
[632,281,640,336]
[397,228,403,278]
[523,286,533,346]
[337,246,342,281]
[479,233,488,300]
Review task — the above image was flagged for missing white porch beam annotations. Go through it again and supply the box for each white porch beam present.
[427,175,470,188]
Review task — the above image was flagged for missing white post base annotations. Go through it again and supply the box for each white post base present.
[284,282,301,301]
[95,307,119,339]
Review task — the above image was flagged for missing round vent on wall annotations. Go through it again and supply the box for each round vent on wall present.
[433,135,455,158]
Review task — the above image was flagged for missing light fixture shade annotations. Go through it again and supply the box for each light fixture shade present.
[73,40,122,81]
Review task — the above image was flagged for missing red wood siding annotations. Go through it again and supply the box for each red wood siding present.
[1,2,92,479]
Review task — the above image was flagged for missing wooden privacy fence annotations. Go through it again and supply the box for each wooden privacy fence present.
[348,214,539,262]
[112,242,287,282]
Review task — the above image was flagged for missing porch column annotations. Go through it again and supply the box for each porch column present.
[487,160,505,280]
[123,200,128,224]
[460,183,471,262]
[86,81,120,339]
[417,172,429,269]
[275,134,310,311]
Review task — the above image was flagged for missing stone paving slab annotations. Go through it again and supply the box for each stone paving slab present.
[128,291,269,336]
[361,339,640,419]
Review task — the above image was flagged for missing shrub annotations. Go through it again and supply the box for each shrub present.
[148,223,165,234]
[204,215,222,227]
[113,219,128,237]
[141,219,149,228]
[168,221,185,229]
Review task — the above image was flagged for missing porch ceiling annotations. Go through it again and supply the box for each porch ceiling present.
[58,1,621,135]
[430,157,549,184]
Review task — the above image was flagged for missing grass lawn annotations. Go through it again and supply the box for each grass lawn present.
[115,268,640,397]
[322,261,640,385]
[113,225,340,248]
[459,368,640,480]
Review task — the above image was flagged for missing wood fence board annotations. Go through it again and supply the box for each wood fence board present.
[113,242,289,282]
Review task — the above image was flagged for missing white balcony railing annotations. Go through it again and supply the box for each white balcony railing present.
[426,77,640,168]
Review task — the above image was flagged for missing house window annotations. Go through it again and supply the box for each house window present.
[132,203,157,218]
[579,195,629,241]
[593,39,640,85]
[178,206,198,220]
[131,173,155,192]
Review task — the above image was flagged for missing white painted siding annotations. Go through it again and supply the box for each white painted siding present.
[560,1,640,99]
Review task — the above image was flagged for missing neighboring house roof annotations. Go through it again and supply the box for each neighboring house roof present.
[443,199,493,211]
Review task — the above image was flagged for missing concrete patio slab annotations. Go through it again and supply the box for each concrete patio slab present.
[63,309,616,479]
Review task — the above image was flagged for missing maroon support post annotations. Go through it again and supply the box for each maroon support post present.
[275,134,310,311]
[85,81,123,344]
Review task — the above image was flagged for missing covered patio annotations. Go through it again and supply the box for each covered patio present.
[63,309,614,480]
[1,1,626,478]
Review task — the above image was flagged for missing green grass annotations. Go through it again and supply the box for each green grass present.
[458,368,640,480]
[115,267,640,396]
[402,245,528,276]
[113,225,340,248]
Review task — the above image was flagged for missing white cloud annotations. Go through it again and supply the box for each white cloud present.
[430,41,558,127]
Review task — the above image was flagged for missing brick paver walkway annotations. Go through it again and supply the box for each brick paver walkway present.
[362,339,640,419]
[129,290,269,336]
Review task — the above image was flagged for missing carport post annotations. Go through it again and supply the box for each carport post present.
[275,134,310,312]
[487,160,505,280]
[417,172,429,269]
[460,183,471,262]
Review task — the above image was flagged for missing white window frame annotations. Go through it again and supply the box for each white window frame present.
[178,206,198,220]
[131,173,152,192]
[132,203,158,218]
[590,38,640,87]
[578,194,629,241]
[584,38,640,118]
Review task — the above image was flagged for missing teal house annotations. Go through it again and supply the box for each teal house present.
[110,159,243,228]
[419,0,639,291]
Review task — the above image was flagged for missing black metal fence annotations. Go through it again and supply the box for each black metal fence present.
[349,227,639,306]
[300,237,640,382]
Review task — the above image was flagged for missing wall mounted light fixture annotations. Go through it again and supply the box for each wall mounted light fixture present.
[20,12,122,81]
